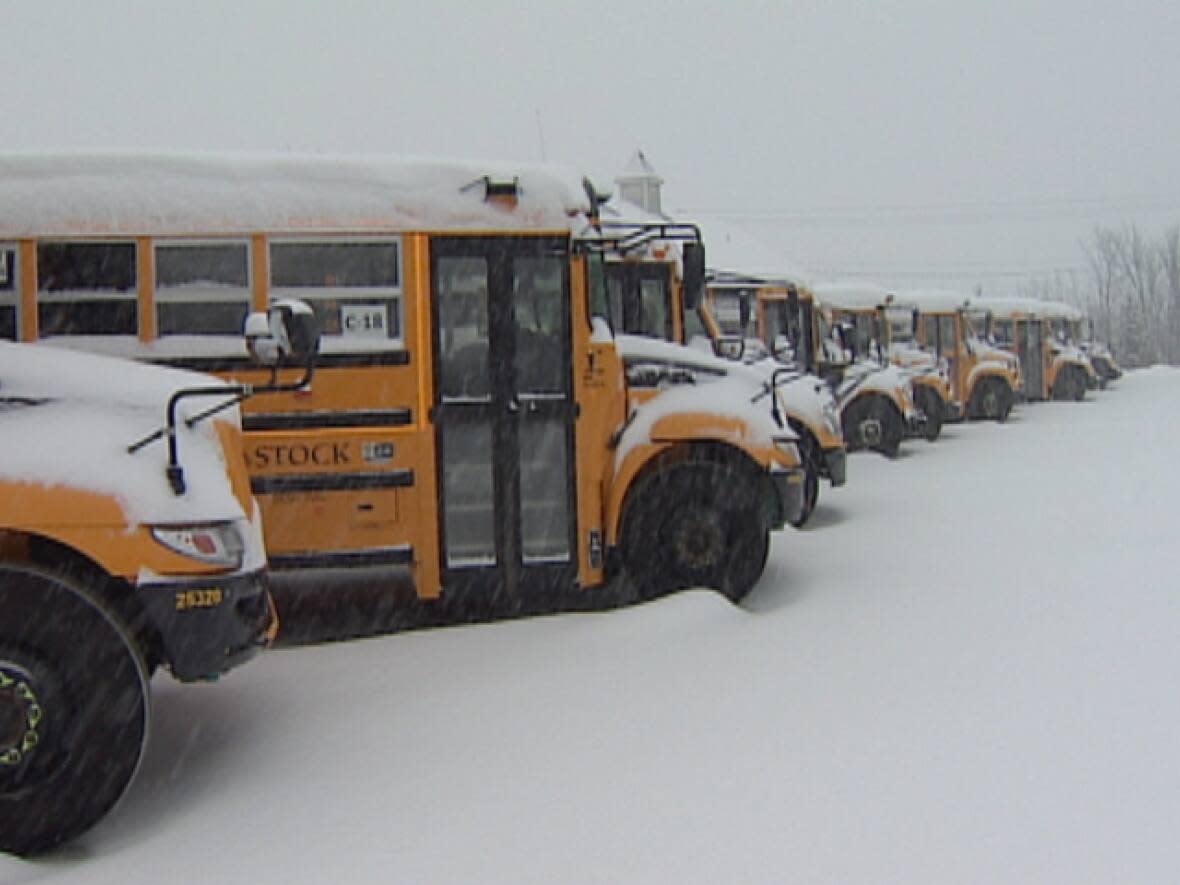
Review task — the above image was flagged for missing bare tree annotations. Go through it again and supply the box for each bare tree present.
[1082,226,1121,350]
[1159,226,1180,364]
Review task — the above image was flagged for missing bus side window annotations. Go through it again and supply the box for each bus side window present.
[270,239,403,348]
[37,241,137,336]
[0,246,15,340]
[156,241,250,336]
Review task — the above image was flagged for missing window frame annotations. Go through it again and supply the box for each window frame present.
[35,239,139,338]
[153,237,253,337]
[268,235,404,349]
[0,243,18,341]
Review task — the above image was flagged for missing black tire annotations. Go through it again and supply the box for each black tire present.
[971,378,1013,422]
[0,565,149,857]
[914,386,944,442]
[620,453,770,604]
[842,395,903,458]
[1052,366,1085,402]
[787,427,821,529]
[790,465,820,529]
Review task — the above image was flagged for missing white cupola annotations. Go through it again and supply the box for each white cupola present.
[615,149,665,216]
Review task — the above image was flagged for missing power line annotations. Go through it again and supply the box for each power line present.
[683,194,1180,226]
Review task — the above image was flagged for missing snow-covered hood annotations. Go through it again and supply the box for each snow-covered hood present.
[616,334,733,383]
[971,338,1019,369]
[615,335,839,439]
[1050,341,1095,371]
[837,361,912,402]
[0,342,247,525]
[888,342,937,373]
[613,374,796,471]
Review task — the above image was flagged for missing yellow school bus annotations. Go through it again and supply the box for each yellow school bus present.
[0,151,804,610]
[708,277,923,457]
[975,296,1095,401]
[816,281,959,442]
[591,219,845,529]
[0,321,300,855]
[902,290,1021,420]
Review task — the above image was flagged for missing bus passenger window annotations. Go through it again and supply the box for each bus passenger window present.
[270,239,403,348]
[156,241,250,336]
[0,247,15,340]
[37,242,137,336]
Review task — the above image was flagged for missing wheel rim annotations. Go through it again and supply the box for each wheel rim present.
[668,506,726,574]
[0,662,44,773]
[982,388,999,417]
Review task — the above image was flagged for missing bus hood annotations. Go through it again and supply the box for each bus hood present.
[0,342,247,526]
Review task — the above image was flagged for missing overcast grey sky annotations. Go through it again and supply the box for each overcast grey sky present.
[3,0,1179,292]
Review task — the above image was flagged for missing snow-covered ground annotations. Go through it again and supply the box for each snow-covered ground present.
[7,369,1180,884]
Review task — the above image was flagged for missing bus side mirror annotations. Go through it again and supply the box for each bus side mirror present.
[246,299,321,367]
[682,242,705,310]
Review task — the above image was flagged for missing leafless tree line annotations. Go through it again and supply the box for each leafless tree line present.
[1015,225,1180,368]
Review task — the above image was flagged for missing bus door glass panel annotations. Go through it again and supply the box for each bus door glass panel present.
[1026,321,1045,396]
[797,300,816,371]
[435,255,496,567]
[513,255,572,563]
[37,242,137,336]
[0,245,15,340]
[939,315,959,382]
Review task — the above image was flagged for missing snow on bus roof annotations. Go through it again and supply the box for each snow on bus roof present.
[974,295,1053,318]
[0,150,592,238]
[893,289,973,313]
[812,280,891,310]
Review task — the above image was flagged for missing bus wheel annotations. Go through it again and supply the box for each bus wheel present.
[790,466,820,529]
[842,396,900,456]
[0,565,150,857]
[915,388,943,442]
[973,379,1012,422]
[621,456,769,604]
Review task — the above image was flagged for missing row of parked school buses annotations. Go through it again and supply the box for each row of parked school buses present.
[0,152,1118,856]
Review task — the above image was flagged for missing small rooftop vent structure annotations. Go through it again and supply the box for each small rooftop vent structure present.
[615,149,664,216]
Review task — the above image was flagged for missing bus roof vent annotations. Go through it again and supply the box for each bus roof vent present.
[462,175,520,208]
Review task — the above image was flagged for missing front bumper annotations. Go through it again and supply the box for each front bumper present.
[137,568,276,682]
[767,468,806,530]
[821,446,847,487]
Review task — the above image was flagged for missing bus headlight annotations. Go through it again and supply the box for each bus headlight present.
[151,522,245,569]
